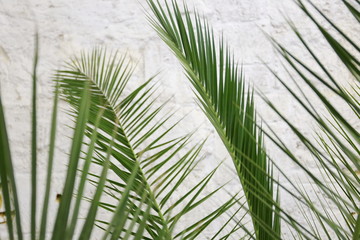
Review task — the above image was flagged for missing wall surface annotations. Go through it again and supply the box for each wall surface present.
[0,0,358,239]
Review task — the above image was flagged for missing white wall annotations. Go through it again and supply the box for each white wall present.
[0,0,357,239]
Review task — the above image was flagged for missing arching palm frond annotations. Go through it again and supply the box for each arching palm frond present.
[56,48,239,239]
[146,1,280,239]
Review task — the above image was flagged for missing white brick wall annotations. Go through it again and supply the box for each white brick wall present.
[0,0,357,238]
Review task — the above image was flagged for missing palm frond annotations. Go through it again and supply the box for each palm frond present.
[57,48,237,239]
[261,0,359,238]
[146,0,280,239]
[0,42,135,240]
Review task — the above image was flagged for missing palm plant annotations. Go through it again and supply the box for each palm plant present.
[261,1,359,238]
[146,0,359,239]
[146,1,280,239]
[0,44,238,239]
[56,48,240,239]
[0,0,359,239]
[0,38,146,240]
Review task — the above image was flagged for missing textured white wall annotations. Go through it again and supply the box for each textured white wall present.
[0,0,357,239]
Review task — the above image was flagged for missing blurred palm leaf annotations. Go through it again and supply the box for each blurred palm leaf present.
[0,89,23,240]
[0,38,126,240]
[0,44,236,239]
[259,0,359,239]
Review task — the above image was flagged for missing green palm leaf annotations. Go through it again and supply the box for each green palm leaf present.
[146,1,280,239]
[57,48,238,239]
[260,0,359,238]
[0,41,137,240]
[0,88,23,240]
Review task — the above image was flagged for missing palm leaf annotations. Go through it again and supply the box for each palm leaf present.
[30,33,39,240]
[57,48,238,239]
[39,83,59,240]
[0,39,113,240]
[146,1,280,239]
[0,88,23,240]
[0,41,172,240]
[261,0,359,238]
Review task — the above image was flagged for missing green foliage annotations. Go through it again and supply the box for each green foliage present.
[146,0,280,239]
[260,0,359,238]
[57,49,238,239]
[0,47,237,239]
[146,0,359,239]
[0,0,359,239]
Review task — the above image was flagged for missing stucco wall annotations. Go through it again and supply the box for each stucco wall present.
[0,0,357,239]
